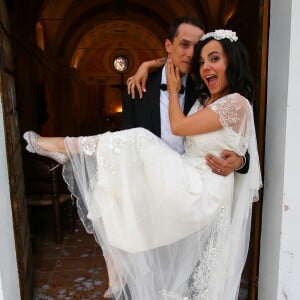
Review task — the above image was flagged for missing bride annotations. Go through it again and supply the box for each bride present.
[23,30,262,299]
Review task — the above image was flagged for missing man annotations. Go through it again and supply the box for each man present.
[122,16,249,175]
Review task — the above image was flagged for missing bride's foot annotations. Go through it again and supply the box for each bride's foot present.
[23,131,69,165]
[103,285,123,299]
[103,288,114,298]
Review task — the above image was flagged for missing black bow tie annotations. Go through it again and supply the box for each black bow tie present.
[160,83,185,94]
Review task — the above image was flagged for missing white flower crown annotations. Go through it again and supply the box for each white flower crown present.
[200,29,238,42]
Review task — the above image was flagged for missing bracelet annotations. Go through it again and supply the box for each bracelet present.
[169,93,179,101]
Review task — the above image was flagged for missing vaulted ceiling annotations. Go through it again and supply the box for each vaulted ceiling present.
[33,0,239,83]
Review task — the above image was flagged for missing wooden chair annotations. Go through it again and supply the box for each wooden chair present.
[23,154,76,243]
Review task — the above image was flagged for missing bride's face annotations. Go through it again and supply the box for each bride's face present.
[199,40,229,101]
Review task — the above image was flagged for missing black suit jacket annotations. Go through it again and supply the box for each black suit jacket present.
[120,68,249,174]
[121,68,198,137]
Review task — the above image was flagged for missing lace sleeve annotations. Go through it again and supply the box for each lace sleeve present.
[210,96,262,202]
[209,93,251,138]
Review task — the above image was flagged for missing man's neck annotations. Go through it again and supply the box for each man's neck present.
[161,65,188,85]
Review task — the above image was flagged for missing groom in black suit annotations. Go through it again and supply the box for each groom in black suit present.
[122,65,198,150]
[122,16,249,173]
[121,16,204,155]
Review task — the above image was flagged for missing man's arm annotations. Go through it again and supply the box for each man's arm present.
[205,150,250,176]
[235,151,250,174]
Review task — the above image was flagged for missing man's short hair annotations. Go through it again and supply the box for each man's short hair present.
[168,16,206,42]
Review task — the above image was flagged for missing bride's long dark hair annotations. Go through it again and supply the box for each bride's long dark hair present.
[191,36,255,105]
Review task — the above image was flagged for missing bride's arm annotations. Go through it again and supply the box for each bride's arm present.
[166,59,248,176]
[166,59,222,136]
[127,57,166,99]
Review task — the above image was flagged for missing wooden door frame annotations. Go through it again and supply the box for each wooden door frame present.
[248,0,270,298]
[0,6,33,299]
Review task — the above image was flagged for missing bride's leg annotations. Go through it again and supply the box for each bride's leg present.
[101,247,128,299]
[38,136,66,153]
[103,251,121,298]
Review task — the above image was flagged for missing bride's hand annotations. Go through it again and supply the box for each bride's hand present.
[127,62,150,99]
[166,59,181,96]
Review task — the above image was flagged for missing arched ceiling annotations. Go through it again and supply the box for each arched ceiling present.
[35,0,238,83]
[71,21,165,81]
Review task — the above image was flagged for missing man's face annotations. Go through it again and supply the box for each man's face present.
[165,23,204,75]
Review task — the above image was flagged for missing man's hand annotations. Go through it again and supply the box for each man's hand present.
[205,150,243,176]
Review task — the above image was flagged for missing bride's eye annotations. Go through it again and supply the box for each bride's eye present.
[210,56,220,63]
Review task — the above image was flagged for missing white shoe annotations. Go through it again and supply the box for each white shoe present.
[103,285,123,299]
[103,288,114,298]
[23,131,69,165]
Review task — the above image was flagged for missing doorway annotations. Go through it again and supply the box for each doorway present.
[0,0,269,298]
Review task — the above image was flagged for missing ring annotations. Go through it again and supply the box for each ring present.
[217,169,221,173]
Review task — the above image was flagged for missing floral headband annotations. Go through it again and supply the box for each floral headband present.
[200,29,238,42]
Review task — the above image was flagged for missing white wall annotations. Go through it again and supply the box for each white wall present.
[0,98,20,299]
[258,0,300,299]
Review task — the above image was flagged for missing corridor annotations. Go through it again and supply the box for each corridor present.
[32,215,109,300]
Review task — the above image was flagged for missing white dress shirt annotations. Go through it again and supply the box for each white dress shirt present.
[160,66,187,154]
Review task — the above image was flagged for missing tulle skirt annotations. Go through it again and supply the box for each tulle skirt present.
[62,128,253,300]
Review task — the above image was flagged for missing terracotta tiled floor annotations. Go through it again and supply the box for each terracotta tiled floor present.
[31,208,248,300]
[32,210,109,300]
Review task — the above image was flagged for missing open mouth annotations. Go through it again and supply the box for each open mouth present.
[206,75,217,87]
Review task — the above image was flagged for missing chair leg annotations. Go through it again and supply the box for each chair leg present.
[71,197,77,232]
[27,206,37,253]
[65,197,74,233]
[66,196,77,233]
[52,197,62,243]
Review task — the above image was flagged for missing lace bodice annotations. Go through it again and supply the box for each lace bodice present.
[184,93,251,159]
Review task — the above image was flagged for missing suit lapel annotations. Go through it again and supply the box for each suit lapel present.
[147,69,163,137]
[184,76,197,115]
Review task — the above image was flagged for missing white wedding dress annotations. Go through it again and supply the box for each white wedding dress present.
[62,93,262,300]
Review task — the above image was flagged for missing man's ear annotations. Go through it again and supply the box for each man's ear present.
[165,39,172,54]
